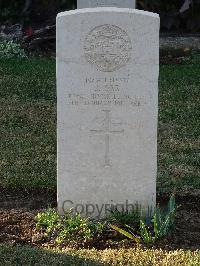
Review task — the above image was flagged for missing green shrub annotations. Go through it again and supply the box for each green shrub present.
[56,213,104,244]
[0,40,27,59]
[36,209,60,235]
[36,210,105,245]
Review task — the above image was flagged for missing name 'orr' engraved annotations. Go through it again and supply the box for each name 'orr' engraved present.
[91,110,124,166]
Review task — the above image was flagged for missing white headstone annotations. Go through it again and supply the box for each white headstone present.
[57,8,159,218]
[77,0,136,9]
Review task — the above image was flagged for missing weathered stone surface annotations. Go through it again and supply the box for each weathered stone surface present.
[57,8,160,217]
[77,0,136,9]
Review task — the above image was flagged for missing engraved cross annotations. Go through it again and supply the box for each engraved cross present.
[91,110,124,166]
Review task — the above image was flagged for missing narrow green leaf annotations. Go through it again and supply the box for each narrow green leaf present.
[110,224,141,243]
[140,220,154,244]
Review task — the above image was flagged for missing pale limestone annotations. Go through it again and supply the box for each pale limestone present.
[57,8,160,217]
[77,0,136,9]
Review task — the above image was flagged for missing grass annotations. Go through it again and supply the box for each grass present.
[158,59,200,193]
[0,58,56,189]
[0,56,199,193]
[0,244,200,266]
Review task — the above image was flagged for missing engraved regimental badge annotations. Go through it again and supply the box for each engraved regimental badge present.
[84,24,132,72]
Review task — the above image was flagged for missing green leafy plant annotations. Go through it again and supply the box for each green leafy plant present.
[108,207,141,227]
[152,194,176,240]
[110,195,177,245]
[0,40,27,59]
[36,209,105,245]
[139,220,153,244]
[56,213,103,244]
[36,208,60,235]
